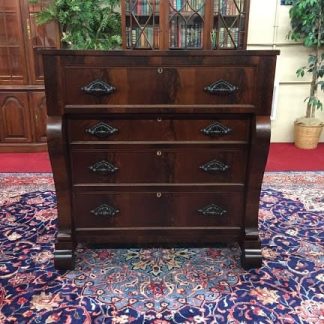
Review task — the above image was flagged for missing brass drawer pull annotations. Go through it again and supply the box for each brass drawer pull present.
[90,203,119,217]
[200,160,230,173]
[85,122,118,138]
[156,192,162,198]
[201,122,232,136]
[89,160,118,174]
[156,150,162,156]
[81,79,116,96]
[197,203,227,216]
[204,79,239,95]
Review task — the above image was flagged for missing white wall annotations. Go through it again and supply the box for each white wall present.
[247,0,324,142]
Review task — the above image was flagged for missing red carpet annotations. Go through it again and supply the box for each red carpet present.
[0,143,323,172]
[0,152,51,173]
[266,143,324,171]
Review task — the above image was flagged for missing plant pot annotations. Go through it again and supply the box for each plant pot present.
[294,122,323,149]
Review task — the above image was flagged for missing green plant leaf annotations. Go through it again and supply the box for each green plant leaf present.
[286,0,324,118]
[296,67,306,77]
[318,81,324,90]
[29,0,121,50]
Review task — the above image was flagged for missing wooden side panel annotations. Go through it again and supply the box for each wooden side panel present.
[44,52,74,268]
[30,91,47,142]
[242,115,271,268]
[0,92,32,142]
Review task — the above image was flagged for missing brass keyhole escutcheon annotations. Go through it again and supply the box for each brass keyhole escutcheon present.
[157,67,163,74]
[156,192,162,198]
[157,117,162,122]
[156,150,162,156]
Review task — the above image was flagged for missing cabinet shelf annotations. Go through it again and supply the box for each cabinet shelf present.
[122,0,250,50]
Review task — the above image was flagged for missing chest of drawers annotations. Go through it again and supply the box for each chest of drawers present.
[42,50,279,270]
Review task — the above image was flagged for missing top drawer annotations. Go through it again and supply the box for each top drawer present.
[63,66,256,105]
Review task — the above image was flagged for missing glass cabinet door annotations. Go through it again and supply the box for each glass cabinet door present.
[168,0,206,49]
[125,0,160,49]
[122,0,249,50]
[211,0,247,49]
[26,0,60,84]
[0,0,28,85]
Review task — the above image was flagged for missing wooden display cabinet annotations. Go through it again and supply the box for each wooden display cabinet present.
[0,0,59,152]
[121,0,250,50]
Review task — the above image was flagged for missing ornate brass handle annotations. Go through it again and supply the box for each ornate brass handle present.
[85,122,118,138]
[90,203,119,217]
[204,80,239,95]
[197,203,227,216]
[89,161,118,174]
[197,204,227,216]
[81,79,116,96]
[201,122,232,136]
[200,160,230,173]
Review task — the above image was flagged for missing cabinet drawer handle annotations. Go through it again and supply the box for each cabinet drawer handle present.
[200,160,230,173]
[204,80,239,95]
[81,79,116,96]
[89,160,118,174]
[197,203,227,216]
[85,122,118,138]
[90,203,119,217]
[201,122,232,136]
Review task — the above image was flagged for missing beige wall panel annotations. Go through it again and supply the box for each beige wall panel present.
[275,4,296,44]
[276,45,312,82]
[247,0,324,142]
[247,0,277,45]
[272,85,324,142]
[247,45,273,50]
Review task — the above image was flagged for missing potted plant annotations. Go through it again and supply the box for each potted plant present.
[286,0,324,149]
[29,0,122,50]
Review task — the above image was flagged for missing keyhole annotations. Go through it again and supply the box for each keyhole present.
[156,150,162,156]
[157,67,163,74]
[156,192,162,198]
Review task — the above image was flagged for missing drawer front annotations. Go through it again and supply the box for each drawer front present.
[68,118,250,142]
[63,66,256,105]
[71,147,247,184]
[73,191,243,228]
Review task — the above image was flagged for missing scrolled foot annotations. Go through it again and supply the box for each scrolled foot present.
[54,241,75,271]
[241,238,262,270]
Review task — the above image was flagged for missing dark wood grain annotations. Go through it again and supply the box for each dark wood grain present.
[42,49,278,270]
[241,115,271,269]
[68,117,250,142]
[73,191,243,228]
[70,145,247,184]
[63,66,256,105]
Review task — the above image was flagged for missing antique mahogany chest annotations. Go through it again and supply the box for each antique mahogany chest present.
[41,50,278,270]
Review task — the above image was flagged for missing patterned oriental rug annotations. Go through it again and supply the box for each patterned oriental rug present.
[0,172,323,323]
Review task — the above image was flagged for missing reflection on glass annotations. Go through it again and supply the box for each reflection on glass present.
[169,0,205,49]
